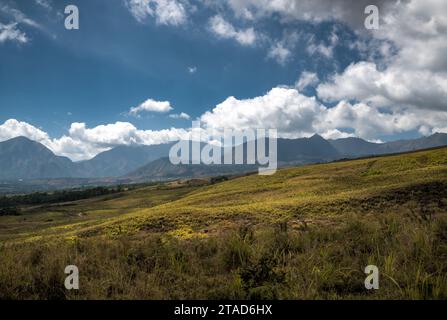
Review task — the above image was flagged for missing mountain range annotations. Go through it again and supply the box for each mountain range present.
[1,133,447,182]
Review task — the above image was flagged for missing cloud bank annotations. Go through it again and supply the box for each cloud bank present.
[3,86,447,161]
[0,119,189,161]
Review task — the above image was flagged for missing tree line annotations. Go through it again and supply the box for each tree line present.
[0,186,125,214]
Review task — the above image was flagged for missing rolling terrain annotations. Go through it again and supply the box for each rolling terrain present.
[0,147,446,299]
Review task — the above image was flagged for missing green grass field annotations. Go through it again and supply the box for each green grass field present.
[1,148,447,299]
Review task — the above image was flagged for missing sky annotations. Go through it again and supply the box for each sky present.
[0,0,447,161]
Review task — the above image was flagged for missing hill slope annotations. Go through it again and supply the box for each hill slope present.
[103,146,447,238]
[125,135,342,180]
[76,143,174,178]
[3,147,446,242]
[1,147,446,299]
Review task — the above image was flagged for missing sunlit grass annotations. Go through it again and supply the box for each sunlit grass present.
[0,147,446,299]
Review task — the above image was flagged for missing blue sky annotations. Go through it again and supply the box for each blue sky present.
[0,0,310,134]
[1,0,447,160]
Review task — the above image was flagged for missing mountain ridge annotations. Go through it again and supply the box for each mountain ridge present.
[1,133,447,181]
[0,137,76,180]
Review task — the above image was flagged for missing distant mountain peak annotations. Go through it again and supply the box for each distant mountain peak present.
[1,136,51,153]
[0,136,74,180]
[430,132,447,138]
[8,135,30,141]
[309,133,325,140]
[5,136,35,144]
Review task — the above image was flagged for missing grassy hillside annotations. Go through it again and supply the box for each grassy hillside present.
[1,148,447,299]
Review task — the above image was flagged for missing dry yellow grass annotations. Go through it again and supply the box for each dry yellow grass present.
[0,148,446,299]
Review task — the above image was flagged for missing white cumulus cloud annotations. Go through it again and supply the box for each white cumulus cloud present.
[316,1,447,112]
[220,0,447,114]
[200,87,447,141]
[201,87,324,137]
[0,119,190,161]
[129,98,174,116]
[0,119,49,142]
[209,15,257,46]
